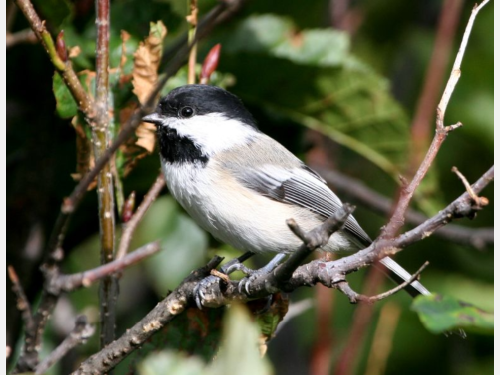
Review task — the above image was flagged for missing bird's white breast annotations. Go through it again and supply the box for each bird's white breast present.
[161,160,352,254]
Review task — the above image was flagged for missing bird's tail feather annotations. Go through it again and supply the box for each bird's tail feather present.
[377,256,430,297]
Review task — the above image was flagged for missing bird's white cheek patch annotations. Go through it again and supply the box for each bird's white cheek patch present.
[169,113,255,156]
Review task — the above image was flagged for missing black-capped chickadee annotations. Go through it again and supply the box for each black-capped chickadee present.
[143,84,430,304]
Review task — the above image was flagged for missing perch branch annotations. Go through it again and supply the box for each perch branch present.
[71,257,225,375]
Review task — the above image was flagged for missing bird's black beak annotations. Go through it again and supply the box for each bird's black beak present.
[142,113,162,126]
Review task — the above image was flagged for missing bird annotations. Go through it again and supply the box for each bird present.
[142,84,430,307]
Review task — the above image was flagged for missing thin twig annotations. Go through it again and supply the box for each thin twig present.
[336,262,429,304]
[116,174,165,259]
[273,204,355,286]
[7,0,17,32]
[381,0,490,239]
[409,0,464,169]
[35,316,95,375]
[7,266,34,331]
[56,242,161,292]
[6,28,37,48]
[451,166,489,208]
[437,0,490,128]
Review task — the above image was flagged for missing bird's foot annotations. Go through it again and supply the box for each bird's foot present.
[194,252,255,309]
[193,274,223,309]
[229,253,286,295]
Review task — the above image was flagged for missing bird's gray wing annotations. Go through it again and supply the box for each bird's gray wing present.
[233,163,372,248]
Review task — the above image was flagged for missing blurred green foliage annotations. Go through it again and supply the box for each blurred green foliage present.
[412,294,494,335]
[6,0,493,374]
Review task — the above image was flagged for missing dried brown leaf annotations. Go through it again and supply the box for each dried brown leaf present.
[132,21,167,105]
[132,21,167,153]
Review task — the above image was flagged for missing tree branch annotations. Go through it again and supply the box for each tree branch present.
[13,242,160,373]
[336,261,429,304]
[71,256,224,375]
[55,242,161,292]
[34,316,95,375]
[7,266,34,332]
[93,0,118,348]
[6,28,37,48]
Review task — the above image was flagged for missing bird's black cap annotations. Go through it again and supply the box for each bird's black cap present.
[149,84,257,129]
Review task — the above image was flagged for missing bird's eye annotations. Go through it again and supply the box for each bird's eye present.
[179,106,195,118]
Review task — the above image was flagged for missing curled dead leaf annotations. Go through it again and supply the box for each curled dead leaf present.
[131,21,167,154]
[132,21,167,105]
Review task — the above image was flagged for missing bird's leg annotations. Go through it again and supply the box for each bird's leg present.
[230,253,287,295]
[194,251,255,309]
[220,251,255,274]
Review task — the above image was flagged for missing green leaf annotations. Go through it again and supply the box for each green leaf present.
[218,15,410,177]
[250,293,289,340]
[53,72,78,118]
[224,14,350,67]
[207,305,273,375]
[411,294,494,335]
[53,71,94,119]
[138,351,206,375]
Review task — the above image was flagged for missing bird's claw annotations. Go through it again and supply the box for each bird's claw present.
[193,275,222,309]
[237,268,269,295]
